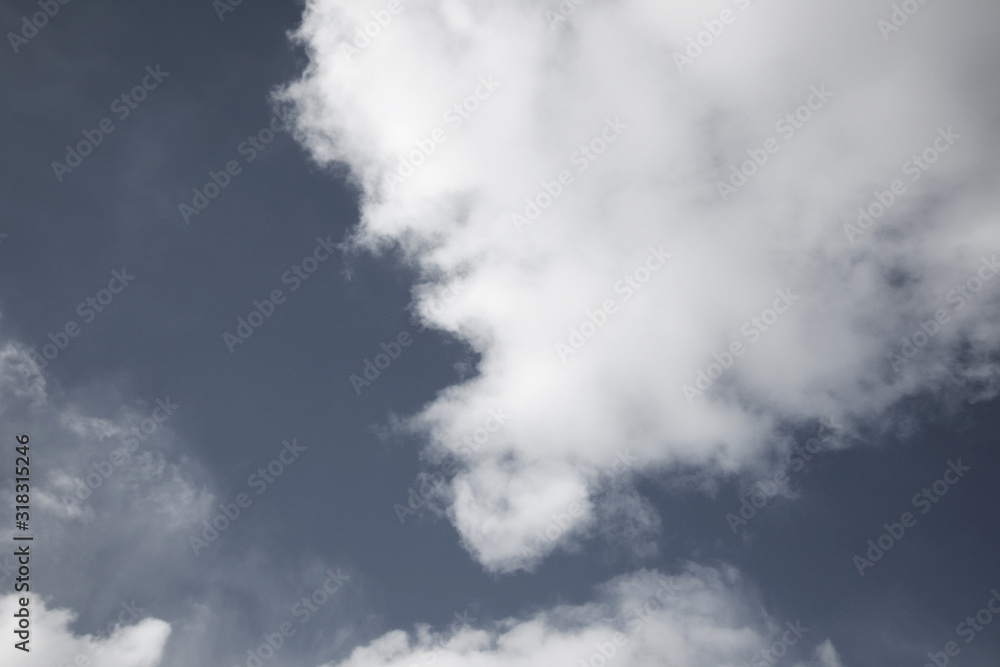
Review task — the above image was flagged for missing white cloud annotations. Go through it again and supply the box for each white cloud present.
[0,594,171,667]
[317,565,839,667]
[280,0,1000,572]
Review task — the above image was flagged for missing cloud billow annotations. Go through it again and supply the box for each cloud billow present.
[279,0,1000,573]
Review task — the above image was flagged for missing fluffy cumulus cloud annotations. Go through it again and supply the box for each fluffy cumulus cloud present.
[279,0,1000,572]
[317,564,840,667]
[0,594,170,666]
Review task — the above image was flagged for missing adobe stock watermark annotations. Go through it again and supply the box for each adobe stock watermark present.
[672,0,758,72]
[222,235,337,353]
[578,575,678,667]
[61,397,180,509]
[189,438,306,556]
[545,0,589,31]
[725,417,841,534]
[683,288,800,403]
[179,108,293,224]
[887,255,998,372]
[555,246,672,363]
[392,608,477,667]
[213,0,248,22]
[877,0,935,41]
[512,117,627,233]
[383,74,502,193]
[230,568,350,667]
[337,0,413,65]
[716,85,833,201]
[7,0,74,54]
[922,587,1000,667]
[843,126,959,244]
[519,449,637,561]
[742,620,810,667]
[349,330,414,396]
[413,282,466,333]
[394,408,510,523]
[51,66,170,182]
[20,268,136,375]
[852,459,971,576]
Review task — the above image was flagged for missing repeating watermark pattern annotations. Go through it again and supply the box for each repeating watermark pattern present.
[61,397,180,508]
[725,417,841,534]
[7,0,75,54]
[51,66,171,182]
[512,117,627,233]
[683,288,800,403]
[555,246,671,362]
[877,0,935,41]
[222,235,337,353]
[21,268,136,374]
[922,588,1000,667]
[394,408,510,523]
[349,330,414,395]
[716,85,833,201]
[519,449,637,561]
[413,282,466,333]
[888,255,998,372]
[289,568,349,625]
[179,109,293,224]
[672,0,758,73]
[398,609,477,667]
[384,75,501,193]
[230,568,350,667]
[843,126,959,243]
[337,0,413,65]
[213,0,248,22]
[852,459,970,576]
[577,575,678,667]
[743,620,810,667]
[189,438,306,556]
[546,0,589,31]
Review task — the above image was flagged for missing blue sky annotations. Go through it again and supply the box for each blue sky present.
[2,1,1000,666]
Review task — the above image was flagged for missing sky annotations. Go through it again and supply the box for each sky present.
[1,0,1000,666]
